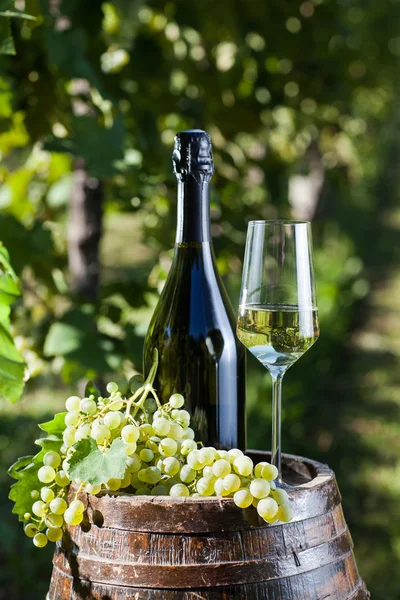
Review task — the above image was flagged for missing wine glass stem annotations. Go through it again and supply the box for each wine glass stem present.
[271,371,284,480]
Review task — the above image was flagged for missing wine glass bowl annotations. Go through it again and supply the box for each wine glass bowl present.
[237,220,319,484]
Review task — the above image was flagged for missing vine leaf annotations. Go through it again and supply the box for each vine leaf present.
[0,243,25,402]
[68,437,128,485]
[8,437,63,521]
[39,412,67,436]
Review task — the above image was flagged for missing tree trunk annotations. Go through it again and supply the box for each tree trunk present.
[68,158,103,303]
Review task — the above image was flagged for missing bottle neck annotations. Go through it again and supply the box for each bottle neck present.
[176,180,211,243]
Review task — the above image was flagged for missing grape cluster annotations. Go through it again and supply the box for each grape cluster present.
[21,378,293,548]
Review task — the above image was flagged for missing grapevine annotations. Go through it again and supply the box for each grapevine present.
[9,352,294,548]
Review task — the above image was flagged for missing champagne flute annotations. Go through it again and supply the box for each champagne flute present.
[237,220,319,484]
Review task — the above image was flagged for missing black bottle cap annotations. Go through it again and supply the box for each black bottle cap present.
[172,129,214,183]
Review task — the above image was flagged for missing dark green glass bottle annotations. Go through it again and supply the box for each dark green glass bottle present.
[143,130,246,450]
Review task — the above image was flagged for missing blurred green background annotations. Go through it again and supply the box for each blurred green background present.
[1,0,400,598]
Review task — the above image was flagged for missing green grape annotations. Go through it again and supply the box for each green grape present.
[24,523,39,538]
[126,454,141,473]
[162,457,180,476]
[168,423,184,440]
[178,410,191,427]
[33,533,48,548]
[249,478,271,499]
[257,497,279,521]
[91,424,111,444]
[75,424,91,441]
[135,486,151,495]
[169,484,190,497]
[140,448,154,463]
[23,512,31,520]
[144,466,162,485]
[223,473,241,494]
[227,449,243,464]
[45,514,63,528]
[30,490,39,499]
[80,398,97,415]
[233,456,253,477]
[104,411,123,430]
[252,497,260,508]
[109,399,124,411]
[270,481,277,491]
[180,439,197,456]
[49,498,68,515]
[214,478,230,497]
[138,469,148,483]
[65,396,81,412]
[182,427,195,440]
[186,450,202,470]
[276,504,294,522]
[216,450,229,460]
[212,459,231,478]
[46,527,63,542]
[130,473,141,489]
[152,417,171,436]
[254,461,269,478]
[64,507,83,526]
[63,427,76,447]
[169,393,185,408]
[41,487,55,503]
[202,466,214,480]
[65,411,80,427]
[144,397,158,413]
[153,410,163,420]
[147,436,160,453]
[159,438,178,457]
[38,466,56,484]
[43,451,61,469]
[107,478,121,491]
[150,485,169,496]
[69,500,85,514]
[139,424,154,440]
[106,382,119,394]
[261,463,279,481]
[124,442,138,456]
[171,409,181,420]
[55,470,70,488]
[85,483,102,495]
[32,501,47,517]
[179,465,196,483]
[271,489,289,505]
[121,424,140,443]
[233,489,253,508]
[198,447,216,466]
[121,472,132,488]
[196,477,215,496]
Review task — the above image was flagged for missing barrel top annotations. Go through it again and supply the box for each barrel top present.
[72,452,340,533]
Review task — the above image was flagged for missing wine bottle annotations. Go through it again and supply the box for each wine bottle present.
[143,129,246,450]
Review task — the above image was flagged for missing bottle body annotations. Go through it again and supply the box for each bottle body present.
[144,133,246,450]
[144,241,246,449]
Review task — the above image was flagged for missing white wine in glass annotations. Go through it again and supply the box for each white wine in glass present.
[237,220,320,484]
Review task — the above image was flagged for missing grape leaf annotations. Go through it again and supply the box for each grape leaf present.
[0,323,25,403]
[39,412,67,437]
[8,438,63,521]
[0,9,37,20]
[0,16,14,55]
[68,437,128,485]
[0,243,25,403]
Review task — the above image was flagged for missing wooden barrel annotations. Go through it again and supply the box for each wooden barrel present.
[47,452,369,599]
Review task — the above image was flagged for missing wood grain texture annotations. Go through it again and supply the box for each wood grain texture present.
[47,452,370,599]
